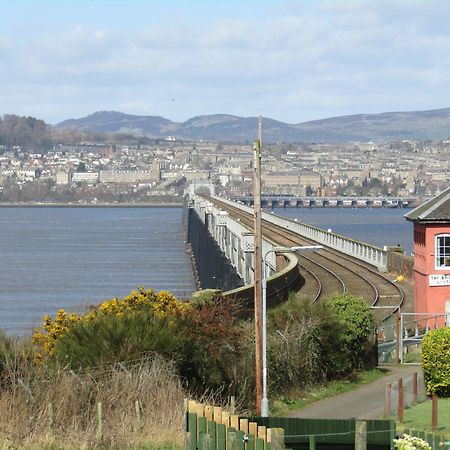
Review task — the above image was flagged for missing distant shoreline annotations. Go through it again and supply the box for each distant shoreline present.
[0,202,183,208]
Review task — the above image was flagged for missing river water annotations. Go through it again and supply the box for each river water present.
[0,206,413,336]
[0,207,196,336]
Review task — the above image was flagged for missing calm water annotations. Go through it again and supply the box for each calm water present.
[0,207,196,336]
[269,207,413,255]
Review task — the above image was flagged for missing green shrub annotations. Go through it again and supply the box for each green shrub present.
[54,309,183,369]
[268,294,374,391]
[50,292,250,399]
[267,299,344,394]
[326,293,374,374]
[179,296,248,394]
[422,327,450,397]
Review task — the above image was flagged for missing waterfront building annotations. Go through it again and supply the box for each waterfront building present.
[99,170,156,184]
[72,172,99,184]
[405,186,450,326]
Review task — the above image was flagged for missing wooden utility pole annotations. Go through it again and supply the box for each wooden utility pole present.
[254,115,263,415]
[398,378,404,424]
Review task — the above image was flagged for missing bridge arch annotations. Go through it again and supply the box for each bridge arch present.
[185,181,216,197]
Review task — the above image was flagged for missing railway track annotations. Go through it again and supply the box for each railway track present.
[208,197,407,323]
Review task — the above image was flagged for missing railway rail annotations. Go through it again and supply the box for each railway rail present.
[208,197,407,324]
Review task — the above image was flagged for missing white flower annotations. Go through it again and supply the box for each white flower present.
[393,434,431,450]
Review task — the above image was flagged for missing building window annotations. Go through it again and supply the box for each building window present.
[436,234,450,269]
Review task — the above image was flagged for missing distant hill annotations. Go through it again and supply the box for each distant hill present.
[56,108,450,143]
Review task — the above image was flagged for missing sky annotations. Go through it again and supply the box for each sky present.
[1,0,450,124]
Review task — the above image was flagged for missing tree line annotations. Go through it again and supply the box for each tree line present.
[0,114,156,151]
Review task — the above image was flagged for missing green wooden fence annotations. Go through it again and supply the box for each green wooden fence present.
[185,400,450,450]
[185,400,285,450]
[239,417,396,450]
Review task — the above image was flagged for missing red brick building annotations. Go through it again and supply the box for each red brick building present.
[405,186,450,326]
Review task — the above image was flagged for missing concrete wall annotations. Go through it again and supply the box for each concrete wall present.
[187,206,244,291]
[223,252,302,317]
[387,250,414,281]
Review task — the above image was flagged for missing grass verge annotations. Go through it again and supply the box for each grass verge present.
[398,398,450,437]
[271,368,389,416]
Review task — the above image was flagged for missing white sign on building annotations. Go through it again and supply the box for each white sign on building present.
[429,274,450,286]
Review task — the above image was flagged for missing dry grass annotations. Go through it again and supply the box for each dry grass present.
[0,352,187,449]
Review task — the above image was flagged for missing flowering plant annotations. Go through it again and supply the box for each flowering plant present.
[393,434,431,450]
[33,286,191,361]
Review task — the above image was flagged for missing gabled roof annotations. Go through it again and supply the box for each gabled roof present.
[405,186,450,223]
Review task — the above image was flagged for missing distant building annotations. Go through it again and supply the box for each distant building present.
[183,171,210,182]
[72,172,99,184]
[56,171,70,185]
[219,174,230,186]
[405,186,450,326]
[16,169,37,182]
[263,170,322,191]
[102,145,115,158]
[99,170,156,184]
[263,172,299,188]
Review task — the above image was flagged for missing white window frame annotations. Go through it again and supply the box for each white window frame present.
[435,234,450,270]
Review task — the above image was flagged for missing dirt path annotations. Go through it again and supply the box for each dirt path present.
[286,365,421,420]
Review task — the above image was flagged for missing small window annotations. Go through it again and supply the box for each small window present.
[436,234,450,269]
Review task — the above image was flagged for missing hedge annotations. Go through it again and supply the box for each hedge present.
[421,327,450,397]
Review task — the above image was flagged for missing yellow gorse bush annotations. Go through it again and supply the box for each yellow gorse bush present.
[33,286,191,361]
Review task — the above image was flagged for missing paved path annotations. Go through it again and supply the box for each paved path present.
[287,365,421,420]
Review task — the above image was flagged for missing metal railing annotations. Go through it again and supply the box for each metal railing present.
[212,196,388,271]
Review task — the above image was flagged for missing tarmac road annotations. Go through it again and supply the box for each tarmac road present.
[287,365,422,420]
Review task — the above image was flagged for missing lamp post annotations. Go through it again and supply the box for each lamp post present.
[261,245,323,417]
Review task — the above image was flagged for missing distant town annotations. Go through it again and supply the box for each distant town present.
[0,136,448,204]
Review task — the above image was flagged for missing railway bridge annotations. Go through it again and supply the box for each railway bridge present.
[232,194,419,209]
[186,193,414,324]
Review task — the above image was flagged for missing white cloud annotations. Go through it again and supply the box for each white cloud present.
[1,0,450,123]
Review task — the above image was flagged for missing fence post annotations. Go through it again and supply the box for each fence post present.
[396,315,401,364]
[355,420,367,450]
[309,435,316,450]
[413,372,418,404]
[230,396,236,414]
[385,383,391,416]
[398,378,404,424]
[135,400,142,431]
[97,402,104,440]
[432,396,438,430]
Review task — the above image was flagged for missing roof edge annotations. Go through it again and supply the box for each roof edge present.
[404,186,450,221]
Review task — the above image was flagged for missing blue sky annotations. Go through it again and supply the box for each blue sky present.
[1,0,450,124]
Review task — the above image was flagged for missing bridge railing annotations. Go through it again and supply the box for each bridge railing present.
[191,195,299,290]
[212,196,388,272]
